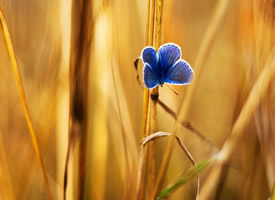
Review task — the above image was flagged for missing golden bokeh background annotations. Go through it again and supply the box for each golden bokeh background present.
[0,0,275,199]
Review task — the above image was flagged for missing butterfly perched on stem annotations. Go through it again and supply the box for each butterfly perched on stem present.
[141,43,194,89]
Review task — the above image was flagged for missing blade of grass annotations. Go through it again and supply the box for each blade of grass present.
[157,156,216,200]
[153,0,232,198]
[0,7,52,200]
[200,44,275,199]
[253,0,275,190]
[157,99,214,149]
[111,61,131,199]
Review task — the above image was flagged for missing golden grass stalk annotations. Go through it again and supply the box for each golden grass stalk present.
[149,0,156,45]
[152,0,232,198]
[137,0,156,199]
[64,0,92,199]
[200,45,275,199]
[147,0,164,198]
[0,7,52,200]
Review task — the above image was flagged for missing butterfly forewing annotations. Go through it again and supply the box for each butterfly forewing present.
[158,43,181,72]
[142,47,158,72]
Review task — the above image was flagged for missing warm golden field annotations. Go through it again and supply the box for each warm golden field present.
[0,0,275,199]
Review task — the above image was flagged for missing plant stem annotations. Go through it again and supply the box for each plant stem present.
[137,0,156,199]
[65,0,92,199]
[149,0,163,199]
[0,7,53,200]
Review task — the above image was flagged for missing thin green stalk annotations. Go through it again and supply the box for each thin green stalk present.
[0,7,52,200]
[157,156,215,200]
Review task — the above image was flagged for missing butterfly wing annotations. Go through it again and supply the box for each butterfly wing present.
[158,43,181,72]
[142,47,159,72]
[143,64,159,89]
[165,59,194,85]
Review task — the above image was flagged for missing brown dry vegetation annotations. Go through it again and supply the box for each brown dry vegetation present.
[0,0,275,200]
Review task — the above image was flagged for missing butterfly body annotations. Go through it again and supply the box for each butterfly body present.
[141,43,194,89]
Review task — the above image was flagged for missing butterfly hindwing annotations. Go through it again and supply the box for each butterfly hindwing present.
[165,59,194,85]
[143,64,159,89]
[158,43,181,71]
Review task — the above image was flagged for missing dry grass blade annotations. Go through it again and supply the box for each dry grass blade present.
[137,0,151,192]
[0,7,52,200]
[174,137,200,200]
[111,62,131,199]
[142,132,171,145]
[200,45,275,199]
[178,0,233,123]
[158,99,214,148]
[142,132,200,199]
[153,0,232,198]
[191,0,232,80]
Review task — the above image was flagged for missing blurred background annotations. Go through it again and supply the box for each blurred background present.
[0,0,275,199]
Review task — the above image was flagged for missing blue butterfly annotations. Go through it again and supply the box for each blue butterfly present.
[141,43,194,89]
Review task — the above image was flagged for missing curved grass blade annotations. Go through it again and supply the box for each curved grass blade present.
[0,7,52,200]
[142,132,201,200]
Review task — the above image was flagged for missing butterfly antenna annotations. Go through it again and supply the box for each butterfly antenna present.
[165,84,179,95]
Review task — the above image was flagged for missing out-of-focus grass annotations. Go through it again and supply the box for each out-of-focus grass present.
[0,0,275,199]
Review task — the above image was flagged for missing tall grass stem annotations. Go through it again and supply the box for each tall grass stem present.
[65,0,92,199]
[152,0,231,198]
